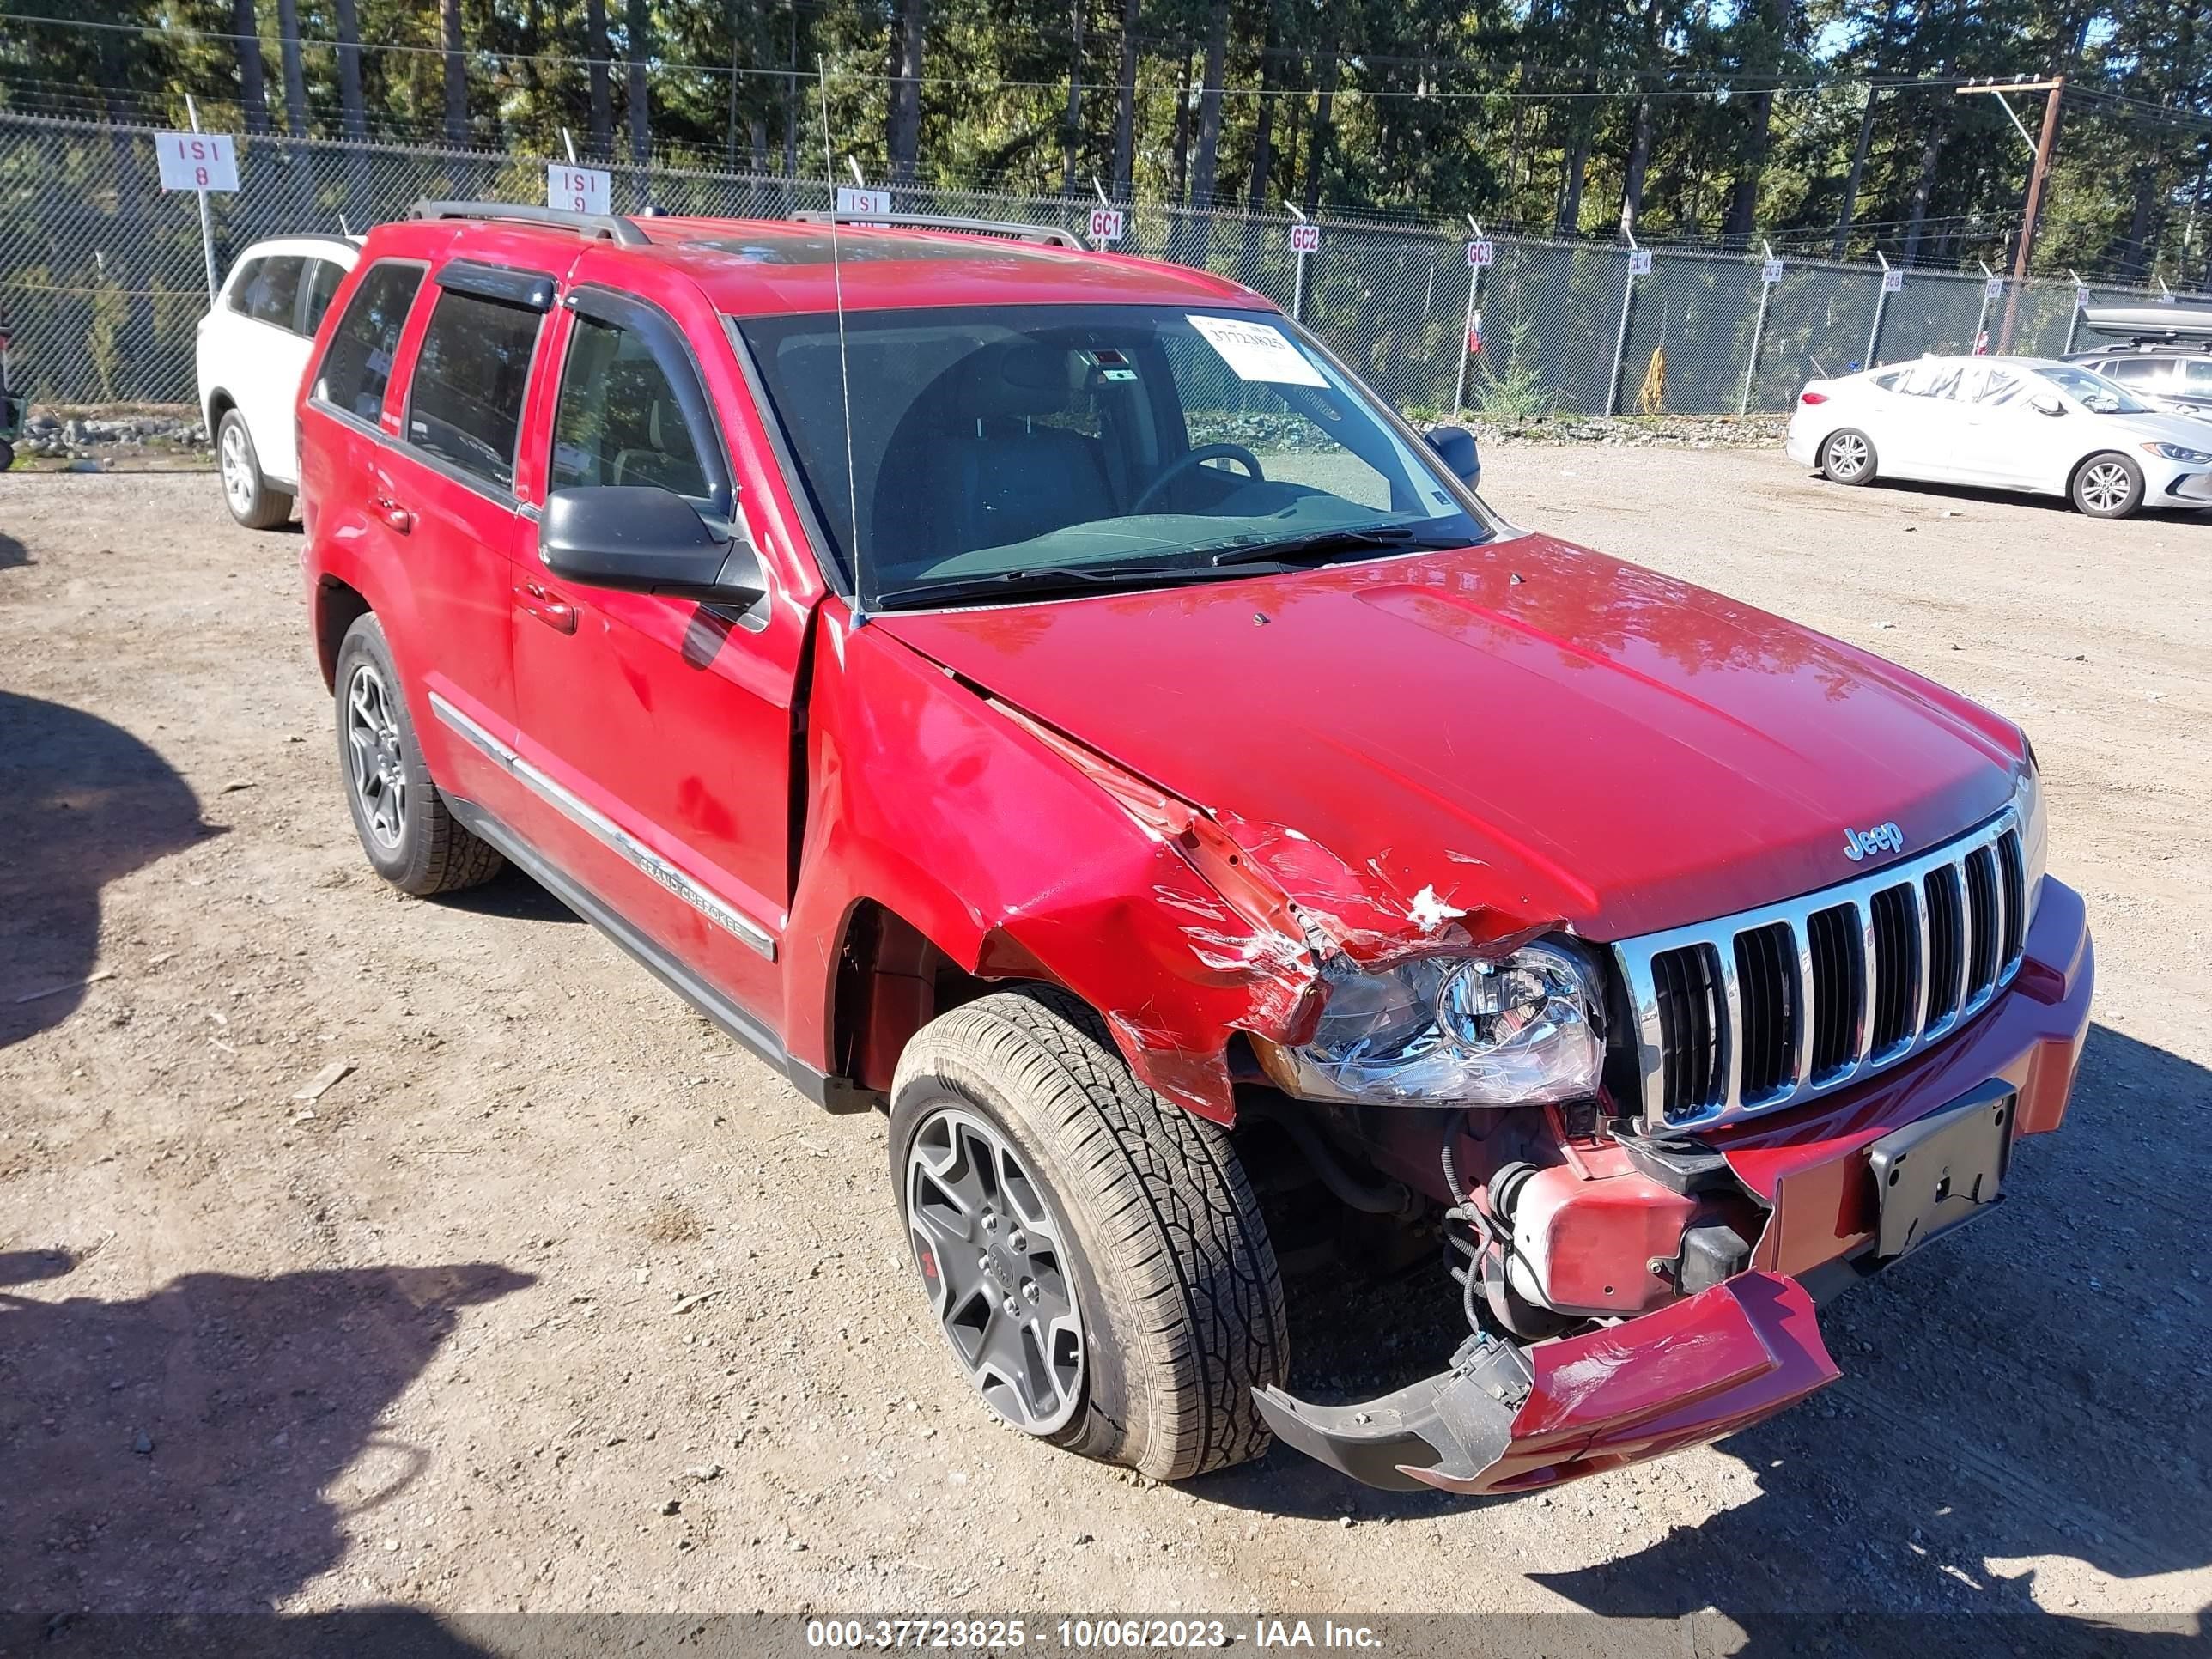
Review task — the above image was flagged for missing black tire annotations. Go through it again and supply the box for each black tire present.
[216,407,293,530]
[332,613,503,896]
[2070,451,2145,519]
[1820,428,1877,486]
[890,988,1288,1481]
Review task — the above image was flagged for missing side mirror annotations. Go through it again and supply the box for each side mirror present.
[540,486,765,606]
[2027,395,2066,417]
[1425,424,1481,489]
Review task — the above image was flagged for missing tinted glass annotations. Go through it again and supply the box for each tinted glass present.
[550,314,713,500]
[2181,361,2212,393]
[316,263,423,422]
[2101,356,2166,385]
[405,289,541,490]
[301,259,346,335]
[243,256,306,331]
[739,304,1482,606]
[224,258,262,316]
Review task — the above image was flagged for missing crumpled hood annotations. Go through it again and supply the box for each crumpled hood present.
[874,533,2025,945]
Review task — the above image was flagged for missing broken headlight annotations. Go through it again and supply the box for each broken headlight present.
[1255,941,1606,1107]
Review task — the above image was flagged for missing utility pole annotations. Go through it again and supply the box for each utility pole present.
[1959,75,2064,353]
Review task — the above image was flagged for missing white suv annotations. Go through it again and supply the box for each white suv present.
[196,234,360,527]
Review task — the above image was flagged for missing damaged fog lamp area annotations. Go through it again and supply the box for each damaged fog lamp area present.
[1255,941,1605,1106]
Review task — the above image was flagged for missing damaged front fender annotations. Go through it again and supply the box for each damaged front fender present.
[1252,1271,1839,1494]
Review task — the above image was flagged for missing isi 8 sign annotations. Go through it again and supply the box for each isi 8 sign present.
[155,132,239,192]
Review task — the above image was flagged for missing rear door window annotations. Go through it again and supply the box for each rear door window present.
[2101,357,2167,386]
[404,289,544,492]
[549,313,714,502]
[301,259,347,336]
[315,262,423,422]
[242,257,307,331]
[2179,360,2212,395]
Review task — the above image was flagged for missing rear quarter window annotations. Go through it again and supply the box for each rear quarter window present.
[315,262,424,423]
[404,289,543,492]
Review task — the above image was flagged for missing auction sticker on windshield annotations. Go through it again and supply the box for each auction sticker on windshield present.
[1187,314,1328,387]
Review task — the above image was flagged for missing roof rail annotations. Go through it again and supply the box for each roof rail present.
[791,210,1085,251]
[411,199,651,247]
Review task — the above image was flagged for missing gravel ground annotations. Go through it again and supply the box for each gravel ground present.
[2,454,2208,1641]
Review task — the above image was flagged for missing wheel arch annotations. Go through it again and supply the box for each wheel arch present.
[824,894,1084,1099]
[313,575,374,691]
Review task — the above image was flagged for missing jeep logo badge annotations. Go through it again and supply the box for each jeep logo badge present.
[1843,822,1905,862]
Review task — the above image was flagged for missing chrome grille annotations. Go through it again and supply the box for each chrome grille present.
[1615,807,2031,1128]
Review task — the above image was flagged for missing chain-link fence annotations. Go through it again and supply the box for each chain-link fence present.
[4,107,2208,417]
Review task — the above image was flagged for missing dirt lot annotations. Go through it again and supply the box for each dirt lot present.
[3,453,2209,1642]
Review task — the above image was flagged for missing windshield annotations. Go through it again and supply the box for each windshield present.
[2034,364,2152,416]
[735,304,1488,608]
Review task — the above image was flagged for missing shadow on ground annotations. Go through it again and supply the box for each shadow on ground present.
[0,1258,532,1617]
[1197,1020,2211,1649]
[0,690,211,1047]
[0,530,28,571]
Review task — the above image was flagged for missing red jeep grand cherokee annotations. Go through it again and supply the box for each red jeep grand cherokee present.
[296,201,2093,1496]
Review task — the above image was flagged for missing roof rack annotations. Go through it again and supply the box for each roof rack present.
[411,199,651,247]
[791,210,1085,251]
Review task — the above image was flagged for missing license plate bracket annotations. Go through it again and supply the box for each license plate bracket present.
[1869,1081,2015,1260]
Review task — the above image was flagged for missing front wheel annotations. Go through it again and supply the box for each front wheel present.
[1820,428,1877,486]
[2071,452,2145,519]
[890,988,1288,1481]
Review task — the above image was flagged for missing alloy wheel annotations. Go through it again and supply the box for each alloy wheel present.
[2081,461,2131,514]
[1827,433,1869,480]
[220,422,255,516]
[903,1105,1085,1436]
[345,663,408,850]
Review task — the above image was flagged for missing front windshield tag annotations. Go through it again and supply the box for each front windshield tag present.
[1186,314,1328,388]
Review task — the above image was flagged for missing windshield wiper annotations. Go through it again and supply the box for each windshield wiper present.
[873,563,1234,609]
[1207,525,1476,568]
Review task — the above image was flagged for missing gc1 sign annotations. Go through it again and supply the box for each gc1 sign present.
[155,131,238,192]
[548,164,611,216]
[1288,222,1320,256]
[1087,206,1125,245]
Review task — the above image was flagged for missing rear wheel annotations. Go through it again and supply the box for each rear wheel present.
[2071,452,2144,519]
[333,614,503,896]
[890,988,1288,1481]
[216,408,292,530]
[1820,428,1876,486]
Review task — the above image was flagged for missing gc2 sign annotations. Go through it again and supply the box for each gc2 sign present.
[1087,206,1125,245]
[548,164,611,216]
[1288,222,1320,256]
[155,132,238,192]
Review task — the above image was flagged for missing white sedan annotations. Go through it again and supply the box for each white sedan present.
[1786,355,2212,519]
[196,233,360,528]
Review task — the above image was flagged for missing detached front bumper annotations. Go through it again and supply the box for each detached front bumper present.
[1254,877,2094,1496]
